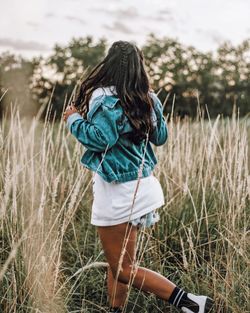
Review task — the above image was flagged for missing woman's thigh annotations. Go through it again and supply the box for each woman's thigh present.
[97,222,138,279]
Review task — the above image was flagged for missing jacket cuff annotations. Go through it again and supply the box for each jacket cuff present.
[66,112,84,131]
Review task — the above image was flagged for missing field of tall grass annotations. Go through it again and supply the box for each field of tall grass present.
[0,99,249,313]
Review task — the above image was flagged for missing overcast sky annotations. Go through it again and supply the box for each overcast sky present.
[1,0,250,58]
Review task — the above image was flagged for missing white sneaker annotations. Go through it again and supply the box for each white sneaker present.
[181,293,214,313]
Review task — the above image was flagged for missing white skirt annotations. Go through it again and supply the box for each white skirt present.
[91,172,165,226]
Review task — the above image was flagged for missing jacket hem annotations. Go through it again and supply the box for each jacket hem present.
[81,161,156,183]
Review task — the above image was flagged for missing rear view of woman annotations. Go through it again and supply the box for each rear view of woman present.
[63,40,214,313]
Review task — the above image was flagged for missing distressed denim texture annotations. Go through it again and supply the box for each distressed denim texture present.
[66,91,168,183]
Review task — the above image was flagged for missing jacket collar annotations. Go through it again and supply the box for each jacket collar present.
[89,86,117,109]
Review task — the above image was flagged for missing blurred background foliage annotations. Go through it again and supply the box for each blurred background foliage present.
[0,33,249,120]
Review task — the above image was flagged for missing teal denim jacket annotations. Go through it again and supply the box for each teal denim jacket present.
[66,91,168,183]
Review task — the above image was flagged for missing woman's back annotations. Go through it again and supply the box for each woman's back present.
[66,85,168,183]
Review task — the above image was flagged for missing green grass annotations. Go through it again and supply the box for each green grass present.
[0,103,249,312]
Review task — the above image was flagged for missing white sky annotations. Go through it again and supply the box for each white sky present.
[1,0,250,59]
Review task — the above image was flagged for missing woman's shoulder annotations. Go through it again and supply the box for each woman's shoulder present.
[89,86,118,109]
[87,86,121,121]
[89,86,159,113]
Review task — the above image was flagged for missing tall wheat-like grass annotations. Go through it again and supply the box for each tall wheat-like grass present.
[0,97,249,313]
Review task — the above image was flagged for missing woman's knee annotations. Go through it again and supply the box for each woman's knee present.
[111,263,139,284]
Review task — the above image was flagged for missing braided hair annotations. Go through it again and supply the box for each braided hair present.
[74,40,155,144]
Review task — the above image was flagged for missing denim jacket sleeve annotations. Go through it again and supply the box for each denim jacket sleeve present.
[66,99,121,152]
[149,93,168,146]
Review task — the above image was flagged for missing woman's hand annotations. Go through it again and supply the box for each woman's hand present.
[63,104,79,122]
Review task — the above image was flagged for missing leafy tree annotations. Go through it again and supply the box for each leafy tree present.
[31,36,108,120]
[0,34,249,120]
[0,52,38,118]
[215,39,250,116]
[142,34,250,118]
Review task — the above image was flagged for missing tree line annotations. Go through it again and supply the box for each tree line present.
[0,33,249,120]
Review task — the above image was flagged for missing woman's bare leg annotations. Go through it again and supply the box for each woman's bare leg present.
[107,265,128,307]
[97,222,176,308]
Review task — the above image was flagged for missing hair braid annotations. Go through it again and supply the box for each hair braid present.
[116,41,134,89]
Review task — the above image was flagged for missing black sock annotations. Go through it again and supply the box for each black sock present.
[168,286,199,312]
[109,306,122,313]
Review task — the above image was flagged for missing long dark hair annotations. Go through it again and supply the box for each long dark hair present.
[74,40,155,144]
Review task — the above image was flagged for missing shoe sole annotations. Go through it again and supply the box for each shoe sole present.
[205,297,214,312]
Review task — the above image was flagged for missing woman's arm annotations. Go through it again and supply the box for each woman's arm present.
[64,104,120,152]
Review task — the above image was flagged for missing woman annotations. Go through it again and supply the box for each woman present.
[63,40,214,313]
